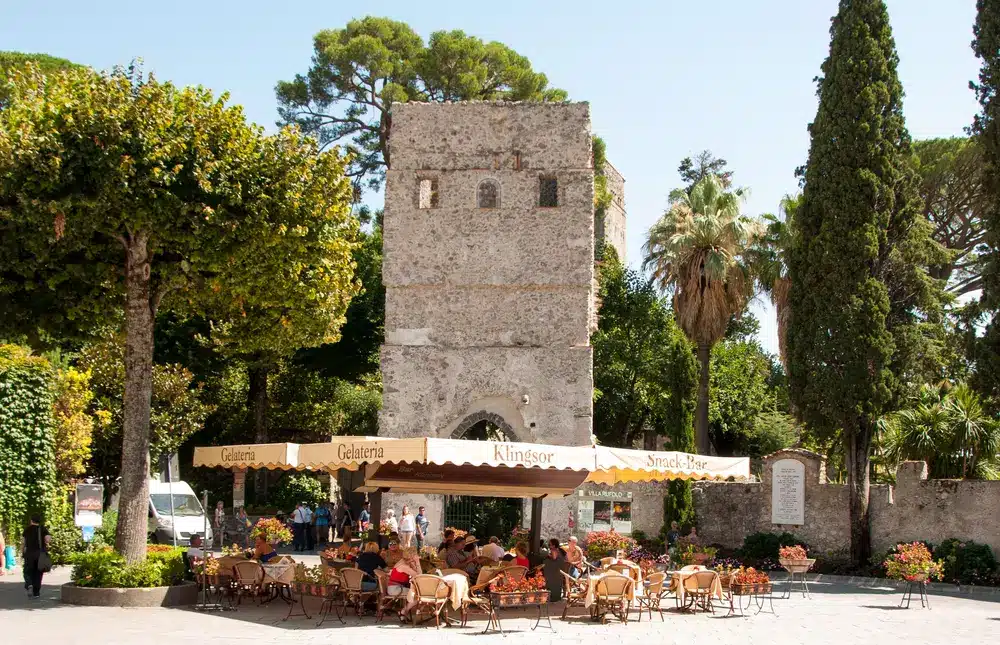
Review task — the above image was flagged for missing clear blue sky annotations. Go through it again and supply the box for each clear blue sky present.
[1,0,981,355]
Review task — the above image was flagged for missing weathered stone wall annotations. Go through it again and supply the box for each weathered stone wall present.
[379,102,596,536]
[609,449,1000,556]
[598,161,627,261]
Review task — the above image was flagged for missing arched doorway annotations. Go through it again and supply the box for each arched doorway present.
[444,413,524,541]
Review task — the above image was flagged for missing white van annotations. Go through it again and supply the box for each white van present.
[147,480,213,545]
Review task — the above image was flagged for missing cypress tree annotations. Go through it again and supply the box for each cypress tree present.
[788,0,922,565]
[971,1,1000,396]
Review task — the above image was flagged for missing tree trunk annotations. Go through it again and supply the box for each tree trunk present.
[845,422,873,567]
[643,429,658,451]
[115,234,155,564]
[695,343,711,454]
[248,363,270,501]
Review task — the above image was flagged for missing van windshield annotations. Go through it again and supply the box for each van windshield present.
[150,494,204,517]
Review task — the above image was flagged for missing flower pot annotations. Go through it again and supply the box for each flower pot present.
[691,553,710,565]
[904,573,929,583]
[537,590,550,604]
[779,558,816,574]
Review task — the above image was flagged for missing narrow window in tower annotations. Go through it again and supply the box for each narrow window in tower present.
[478,179,500,209]
[418,178,439,209]
[539,176,558,207]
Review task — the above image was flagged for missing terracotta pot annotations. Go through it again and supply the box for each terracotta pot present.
[691,553,710,564]
[779,558,816,574]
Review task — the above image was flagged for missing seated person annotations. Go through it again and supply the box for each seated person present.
[501,553,515,563]
[253,535,279,563]
[446,536,478,575]
[565,536,584,577]
[390,548,423,620]
[437,529,455,558]
[356,541,387,592]
[383,540,403,568]
[481,536,505,562]
[184,534,206,579]
[513,542,530,568]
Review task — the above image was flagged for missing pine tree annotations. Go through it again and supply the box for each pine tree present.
[971,0,1000,397]
[788,0,924,565]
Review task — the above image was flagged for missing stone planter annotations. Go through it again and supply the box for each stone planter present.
[61,581,199,607]
[779,558,816,574]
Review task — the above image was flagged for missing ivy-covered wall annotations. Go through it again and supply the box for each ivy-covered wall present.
[0,345,58,541]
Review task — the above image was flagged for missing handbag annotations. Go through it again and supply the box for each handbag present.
[36,526,52,573]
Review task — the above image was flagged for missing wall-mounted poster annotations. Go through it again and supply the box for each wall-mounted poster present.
[74,484,103,528]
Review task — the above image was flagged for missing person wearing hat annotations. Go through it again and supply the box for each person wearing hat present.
[462,534,480,558]
[445,535,478,576]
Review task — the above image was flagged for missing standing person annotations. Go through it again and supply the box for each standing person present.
[415,506,429,551]
[0,526,6,576]
[398,505,415,547]
[384,509,399,536]
[302,503,314,551]
[356,501,368,534]
[22,515,51,599]
[565,536,584,577]
[213,501,225,549]
[292,502,308,552]
[314,502,331,547]
[235,506,251,549]
[666,521,681,547]
[341,501,356,540]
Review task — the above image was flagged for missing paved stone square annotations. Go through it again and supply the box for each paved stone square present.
[3,567,998,645]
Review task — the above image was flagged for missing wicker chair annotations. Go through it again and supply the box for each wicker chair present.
[559,570,588,620]
[682,571,718,613]
[633,572,667,622]
[231,561,264,606]
[340,567,377,616]
[607,563,633,577]
[462,567,502,627]
[680,564,705,572]
[593,574,633,624]
[375,570,406,622]
[409,574,451,629]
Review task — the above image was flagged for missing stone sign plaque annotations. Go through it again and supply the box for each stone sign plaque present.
[771,458,805,525]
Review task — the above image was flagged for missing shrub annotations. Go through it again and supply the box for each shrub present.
[934,539,998,586]
[739,532,805,562]
[70,545,186,588]
[46,488,84,564]
[269,474,327,512]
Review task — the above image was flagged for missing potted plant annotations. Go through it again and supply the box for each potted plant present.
[884,542,944,585]
[778,544,816,574]
[713,558,742,589]
[489,572,549,605]
[585,530,637,560]
[730,567,771,595]
[249,517,293,547]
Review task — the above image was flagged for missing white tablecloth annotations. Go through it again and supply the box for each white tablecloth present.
[584,572,636,608]
[407,573,470,610]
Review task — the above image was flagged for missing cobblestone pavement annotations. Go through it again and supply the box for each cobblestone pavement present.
[3,567,998,645]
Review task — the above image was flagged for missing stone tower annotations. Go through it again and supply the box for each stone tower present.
[598,161,627,261]
[379,101,596,534]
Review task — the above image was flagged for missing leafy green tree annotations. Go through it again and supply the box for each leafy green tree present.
[0,65,357,562]
[592,253,697,449]
[644,175,761,454]
[276,17,566,194]
[0,52,80,107]
[51,364,97,483]
[971,0,1000,401]
[708,340,796,457]
[748,195,800,368]
[912,138,988,296]
[788,1,932,565]
[677,150,733,191]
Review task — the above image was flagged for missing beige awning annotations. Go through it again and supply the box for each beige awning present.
[586,446,749,484]
[192,442,299,470]
[297,437,426,471]
[357,437,594,498]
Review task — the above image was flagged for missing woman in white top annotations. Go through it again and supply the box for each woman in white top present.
[385,508,399,537]
[397,505,416,547]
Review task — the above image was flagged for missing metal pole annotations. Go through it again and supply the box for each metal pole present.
[167,454,177,547]
[529,496,544,558]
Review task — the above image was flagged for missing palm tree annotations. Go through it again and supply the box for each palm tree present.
[880,382,1000,479]
[643,175,761,454]
[748,194,800,369]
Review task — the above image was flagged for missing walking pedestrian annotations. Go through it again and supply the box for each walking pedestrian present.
[398,505,415,547]
[235,506,251,549]
[342,501,356,538]
[0,526,6,576]
[314,502,331,547]
[303,503,314,551]
[22,515,51,599]
[292,502,309,552]
[415,506,429,551]
[213,501,225,548]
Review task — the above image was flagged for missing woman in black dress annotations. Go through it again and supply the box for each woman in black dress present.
[22,515,51,599]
